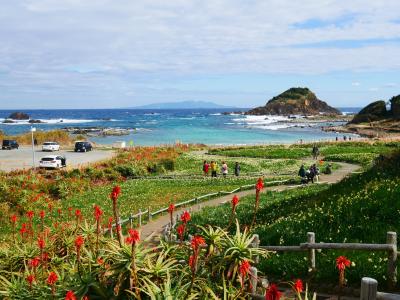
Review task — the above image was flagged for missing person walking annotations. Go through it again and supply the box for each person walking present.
[312,144,320,160]
[203,160,209,176]
[234,162,240,176]
[298,164,306,184]
[306,165,314,183]
[221,161,228,177]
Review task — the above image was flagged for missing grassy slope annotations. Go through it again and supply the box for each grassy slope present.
[190,151,400,287]
[209,141,400,167]
[64,177,257,222]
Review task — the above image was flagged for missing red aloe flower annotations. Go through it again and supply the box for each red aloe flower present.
[239,260,250,277]
[110,185,121,201]
[10,214,17,224]
[57,208,62,216]
[110,185,122,247]
[75,235,84,250]
[251,177,264,229]
[127,228,140,245]
[180,211,191,223]
[188,255,195,268]
[336,256,351,271]
[96,257,104,265]
[26,274,35,288]
[75,209,81,218]
[256,178,264,191]
[65,290,77,300]
[177,224,185,241]
[336,256,351,287]
[293,279,303,293]
[37,237,45,250]
[27,210,34,220]
[191,235,206,251]
[42,252,50,262]
[28,257,40,268]
[39,210,45,219]
[47,272,58,286]
[94,205,103,221]
[265,284,282,300]
[20,223,27,237]
[232,195,239,208]
[168,203,175,214]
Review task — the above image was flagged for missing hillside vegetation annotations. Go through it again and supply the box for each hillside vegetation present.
[247,87,340,115]
[209,141,400,167]
[191,150,400,287]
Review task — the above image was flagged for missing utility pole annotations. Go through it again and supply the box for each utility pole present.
[31,127,36,170]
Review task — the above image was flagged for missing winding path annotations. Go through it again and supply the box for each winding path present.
[140,161,361,240]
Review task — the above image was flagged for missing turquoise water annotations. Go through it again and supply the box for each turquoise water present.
[0,109,357,145]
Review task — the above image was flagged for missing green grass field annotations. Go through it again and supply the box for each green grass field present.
[209,141,400,167]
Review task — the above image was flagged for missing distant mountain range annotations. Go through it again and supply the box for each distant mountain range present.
[133,101,236,109]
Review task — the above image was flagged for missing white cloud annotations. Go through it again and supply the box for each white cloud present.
[352,82,361,86]
[0,0,399,106]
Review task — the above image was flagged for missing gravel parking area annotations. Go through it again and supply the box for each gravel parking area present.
[0,146,115,172]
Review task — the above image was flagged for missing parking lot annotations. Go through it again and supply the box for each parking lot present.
[0,146,115,172]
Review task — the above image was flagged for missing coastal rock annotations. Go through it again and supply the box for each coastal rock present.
[8,112,30,120]
[349,100,388,124]
[28,119,44,123]
[63,127,133,136]
[2,119,15,123]
[247,87,340,116]
[390,95,400,119]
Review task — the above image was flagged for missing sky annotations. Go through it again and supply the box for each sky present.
[0,0,399,109]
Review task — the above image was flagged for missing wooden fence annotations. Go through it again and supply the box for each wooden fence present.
[105,179,291,236]
[258,231,398,289]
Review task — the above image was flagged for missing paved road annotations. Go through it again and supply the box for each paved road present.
[140,162,361,240]
[0,146,115,172]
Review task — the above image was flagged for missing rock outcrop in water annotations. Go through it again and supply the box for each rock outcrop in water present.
[247,87,340,116]
[8,112,30,120]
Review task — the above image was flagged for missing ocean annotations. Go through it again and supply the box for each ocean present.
[0,108,361,146]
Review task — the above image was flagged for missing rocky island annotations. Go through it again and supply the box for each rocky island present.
[247,87,341,116]
[324,95,400,138]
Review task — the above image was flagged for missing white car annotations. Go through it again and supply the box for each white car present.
[42,142,60,152]
[39,155,66,169]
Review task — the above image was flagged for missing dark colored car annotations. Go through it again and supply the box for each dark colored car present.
[74,141,93,152]
[2,140,19,150]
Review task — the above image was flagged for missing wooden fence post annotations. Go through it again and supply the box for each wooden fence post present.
[360,277,377,300]
[129,213,133,228]
[252,234,260,264]
[387,231,397,289]
[307,232,316,271]
[249,267,258,295]
[148,207,152,221]
[138,209,142,227]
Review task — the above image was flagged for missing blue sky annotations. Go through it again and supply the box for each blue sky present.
[0,0,399,109]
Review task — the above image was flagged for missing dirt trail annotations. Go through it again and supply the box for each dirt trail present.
[140,161,360,239]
